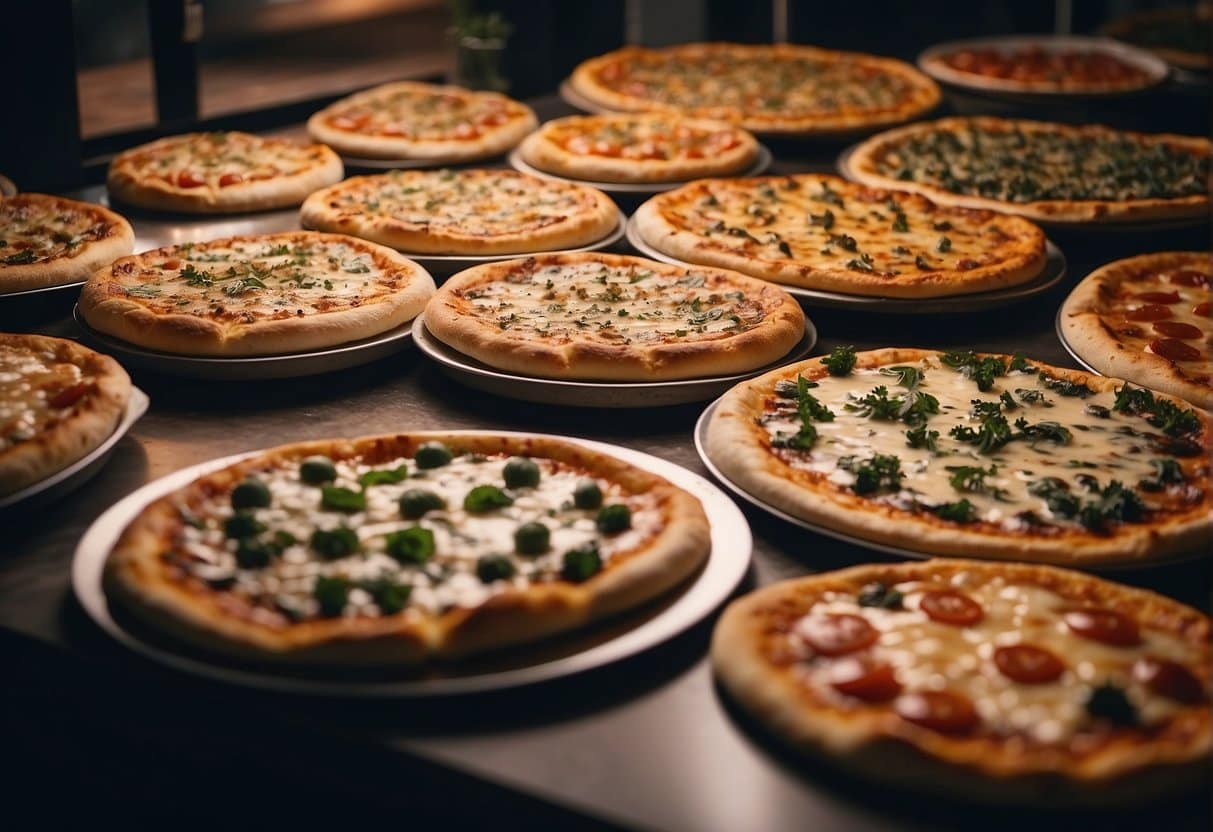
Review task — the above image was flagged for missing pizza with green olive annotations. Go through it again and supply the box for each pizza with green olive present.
[103,432,711,665]
[0,194,134,293]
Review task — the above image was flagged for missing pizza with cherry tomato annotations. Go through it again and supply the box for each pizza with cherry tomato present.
[517,113,759,184]
[107,131,343,215]
[0,194,134,293]
[1060,252,1212,411]
[711,559,1211,803]
[307,81,537,162]
[0,334,131,497]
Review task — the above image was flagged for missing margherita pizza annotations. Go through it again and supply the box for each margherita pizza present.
[107,131,343,214]
[517,113,759,184]
[847,117,1211,224]
[706,347,1212,566]
[634,174,1047,297]
[569,42,941,136]
[300,169,618,256]
[711,559,1211,803]
[103,432,710,665]
[423,252,805,381]
[1,334,131,497]
[307,81,537,162]
[78,231,434,356]
[1060,252,1212,410]
[0,194,134,293]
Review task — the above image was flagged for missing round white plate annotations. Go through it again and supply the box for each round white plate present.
[0,387,148,512]
[506,144,772,196]
[626,214,1068,313]
[73,306,417,381]
[72,434,753,697]
[412,312,817,408]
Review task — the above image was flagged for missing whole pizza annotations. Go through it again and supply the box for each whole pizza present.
[423,252,805,381]
[633,174,1047,297]
[705,347,1212,566]
[307,81,538,162]
[103,432,711,664]
[847,117,1211,224]
[0,194,134,293]
[517,113,759,184]
[569,42,941,136]
[1060,252,1212,410]
[1,334,131,497]
[711,559,1211,803]
[300,169,618,256]
[78,231,435,356]
[107,131,343,214]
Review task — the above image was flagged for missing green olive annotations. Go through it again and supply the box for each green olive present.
[561,544,602,582]
[514,521,550,555]
[235,538,273,569]
[399,488,446,519]
[414,441,453,469]
[595,503,632,534]
[573,479,603,510]
[300,455,337,484]
[476,555,516,584]
[503,457,540,489]
[231,477,271,509]
[224,512,265,539]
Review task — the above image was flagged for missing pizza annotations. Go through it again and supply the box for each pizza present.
[0,194,134,293]
[568,43,941,136]
[517,113,759,184]
[0,334,131,497]
[107,131,343,214]
[307,81,538,162]
[633,174,1047,298]
[847,117,1211,224]
[705,347,1212,566]
[423,252,805,381]
[1102,4,1212,71]
[1060,252,1212,411]
[300,169,618,256]
[711,559,1211,803]
[78,231,435,357]
[102,431,711,665]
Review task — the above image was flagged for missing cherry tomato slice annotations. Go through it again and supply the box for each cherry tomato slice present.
[1152,321,1203,340]
[1132,290,1180,304]
[797,613,879,657]
[1133,657,1205,704]
[161,258,180,270]
[920,590,983,626]
[1150,338,1202,362]
[993,644,1065,684]
[218,172,243,187]
[1124,304,1173,322]
[47,382,90,409]
[894,691,979,734]
[176,171,205,188]
[828,657,902,702]
[453,122,480,140]
[1167,269,1209,288]
[1063,608,1140,646]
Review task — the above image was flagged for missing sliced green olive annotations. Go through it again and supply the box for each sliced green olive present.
[399,488,446,519]
[385,526,435,564]
[235,537,273,569]
[561,544,602,582]
[514,521,550,555]
[503,457,541,488]
[309,526,360,559]
[224,511,265,539]
[595,504,632,534]
[314,575,350,617]
[300,455,337,484]
[231,477,271,509]
[573,479,603,510]
[415,441,453,469]
[476,554,516,583]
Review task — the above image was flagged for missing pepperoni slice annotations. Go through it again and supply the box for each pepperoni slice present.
[1063,608,1140,646]
[1194,302,1211,318]
[1124,304,1173,322]
[993,644,1065,684]
[920,590,983,626]
[218,172,244,187]
[161,258,180,270]
[47,382,90,409]
[1150,338,1202,362]
[1133,657,1205,704]
[894,691,979,734]
[828,657,902,702]
[797,613,878,656]
[1152,321,1203,340]
[176,171,205,188]
[1132,290,1181,304]
[1168,269,1209,288]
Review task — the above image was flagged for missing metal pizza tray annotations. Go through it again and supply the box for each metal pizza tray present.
[71,433,753,697]
[0,279,86,302]
[505,144,772,197]
[73,305,416,381]
[411,311,817,408]
[0,387,148,513]
[0,173,15,196]
[338,152,509,172]
[1055,303,1101,376]
[625,213,1069,314]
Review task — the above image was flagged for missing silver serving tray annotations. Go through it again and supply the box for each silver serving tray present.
[626,213,1068,313]
[338,152,509,172]
[412,311,817,408]
[506,144,772,196]
[73,306,416,380]
[0,279,86,301]
[0,387,148,512]
[72,433,753,697]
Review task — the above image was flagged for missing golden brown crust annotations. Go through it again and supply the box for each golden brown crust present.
[0,195,135,293]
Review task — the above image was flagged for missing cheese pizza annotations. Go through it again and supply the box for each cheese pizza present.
[517,113,759,184]
[847,117,1211,224]
[78,232,434,356]
[307,81,537,162]
[633,174,1047,297]
[423,253,805,381]
[706,347,1212,566]
[712,559,1211,803]
[103,432,711,665]
[300,169,618,256]
[1,334,131,497]
[0,194,134,293]
[569,42,941,136]
[107,131,343,214]
[1060,252,1212,410]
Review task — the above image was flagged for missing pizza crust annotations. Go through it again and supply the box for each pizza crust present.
[0,195,134,293]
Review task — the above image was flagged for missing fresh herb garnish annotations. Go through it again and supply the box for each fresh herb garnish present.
[310,526,360,559]
[940,351,1006,392]
[385,526,435,564]
[359,465,410,487]
[1037,372,1093,398]
[927,499,978,523]
[820,345,857,376]
[838,454,903,495]
[904,424,939,451]
[857,582,904,609]
[463,485,514,512]
[1138,458,1183,491]
[1113,383,1201,437]
[321,486,365,513]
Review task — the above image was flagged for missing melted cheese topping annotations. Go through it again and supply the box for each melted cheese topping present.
[0,342,88,450]
[114,132,327,189]
[324,86,528,140]
[539,114,747,161]
[0,195,119,267]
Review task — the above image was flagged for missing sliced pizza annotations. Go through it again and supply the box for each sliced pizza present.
[0,194,134,293]
[78,231,435,356]
[103,432,711,665]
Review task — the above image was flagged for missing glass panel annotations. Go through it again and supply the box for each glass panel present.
[74,0,158,139]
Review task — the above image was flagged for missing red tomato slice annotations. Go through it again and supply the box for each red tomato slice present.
[920,590,983,626]
[798,613,879,657]
[894,691,978,734]
[993,644,1065,684]
[1133,657,1205,704]
[218,173,243,187]
[1063,608,1140,646]
[829,657,902,701]
[47,382,90,409]
[176,171,205,188]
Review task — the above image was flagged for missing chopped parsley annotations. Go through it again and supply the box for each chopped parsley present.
[820,345,857,376]
[838,454,903,495]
